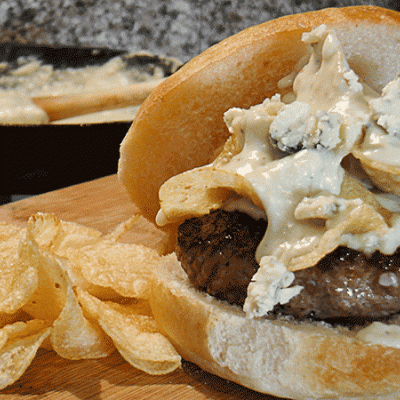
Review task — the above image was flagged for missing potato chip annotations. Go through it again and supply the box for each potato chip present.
[353,148,400,196]
[0,319,51,390]
[19,214,105,299]
[1,319,50,343]
[339,173,392,221]
[24,213,156,300]
[25,213,62,251]
[159,167,262,226]
[0,213,181,389]
[26,213,102,254]
[0,310,30,329]
[290,199,389,271]
[103,215,140,242]
[56,220,103,252]
[76,288,181,375]
[19,233,69,321]
[0,222,23,240]
[53,247,119,300]
[0,225,37,314]
[50,284,115,359]
[78,240,160,299]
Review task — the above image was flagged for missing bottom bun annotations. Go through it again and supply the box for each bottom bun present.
[149,253,400,400]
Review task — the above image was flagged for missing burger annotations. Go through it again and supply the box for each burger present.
[118,6,400,399]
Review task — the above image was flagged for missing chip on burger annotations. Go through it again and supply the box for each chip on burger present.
[119,6,400,399]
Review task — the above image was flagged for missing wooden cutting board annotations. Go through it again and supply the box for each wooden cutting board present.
[0,175,280,400]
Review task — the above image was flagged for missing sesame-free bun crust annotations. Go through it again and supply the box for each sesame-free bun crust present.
[150,254,400,400]
[118,6,400,224]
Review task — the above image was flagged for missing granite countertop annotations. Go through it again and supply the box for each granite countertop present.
[0,0,399,63]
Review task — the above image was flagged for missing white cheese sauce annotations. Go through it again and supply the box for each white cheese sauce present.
[213,25,400,318]
[220,25,389,265]
[357,123,400,166]
[0,90,49,124]
[0,55,164,125]
[353,69,400,166]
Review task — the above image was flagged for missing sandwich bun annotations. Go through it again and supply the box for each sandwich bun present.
[118,5,400,399]
[150,253,400,400]
[118,5,400,225]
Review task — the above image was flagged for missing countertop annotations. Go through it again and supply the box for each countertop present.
[0,0,399,62]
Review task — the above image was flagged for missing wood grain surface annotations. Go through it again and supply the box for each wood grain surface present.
[0,175,281,400]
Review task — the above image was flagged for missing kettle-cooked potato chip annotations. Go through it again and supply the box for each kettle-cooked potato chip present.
[26,213,102,254]
[0,319,51,390]
[0,222,23,241]
[103,215,140,242]
[289,198,389,271]
[158,167,263,226]
[78,240,160,299]
[19,233,69,321]
[76,288,181,375]
[50,284,115,360]
[0,310,30,329]
[0,224,37,314]
[0,213,181,390]
[353,147,400,196]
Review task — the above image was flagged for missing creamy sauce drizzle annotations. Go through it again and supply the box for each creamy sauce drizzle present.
[358,123,400,166]
[219,25,392,265]
[217,25,400,319]
[0,90,49,124]
[357,72,400,166]
[158,25,400,327]
[0,56,164,125]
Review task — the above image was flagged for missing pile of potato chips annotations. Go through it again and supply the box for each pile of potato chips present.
[0,213,181,390]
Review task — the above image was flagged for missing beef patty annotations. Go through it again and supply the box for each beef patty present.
[176,209,400,324]
[176,209,267,305]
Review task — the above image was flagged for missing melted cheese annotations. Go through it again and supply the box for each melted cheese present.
[370,77,400,138]
[357,123,400,166]
[158,25,400,320]
[0,90,49,125]
[220,26,377,265]
[350,68,400,166]
[217,25,400,316]
[0,56,163,125]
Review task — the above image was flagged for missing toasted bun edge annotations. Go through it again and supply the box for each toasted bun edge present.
[150,254,400,400]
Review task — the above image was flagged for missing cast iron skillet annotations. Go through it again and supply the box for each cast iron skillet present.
[1,43,181,204]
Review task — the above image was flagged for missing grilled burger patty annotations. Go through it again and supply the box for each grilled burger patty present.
[176,209,400,323]
[176,209,267,305]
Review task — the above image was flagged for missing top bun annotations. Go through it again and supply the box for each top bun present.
[118,6,400,224]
